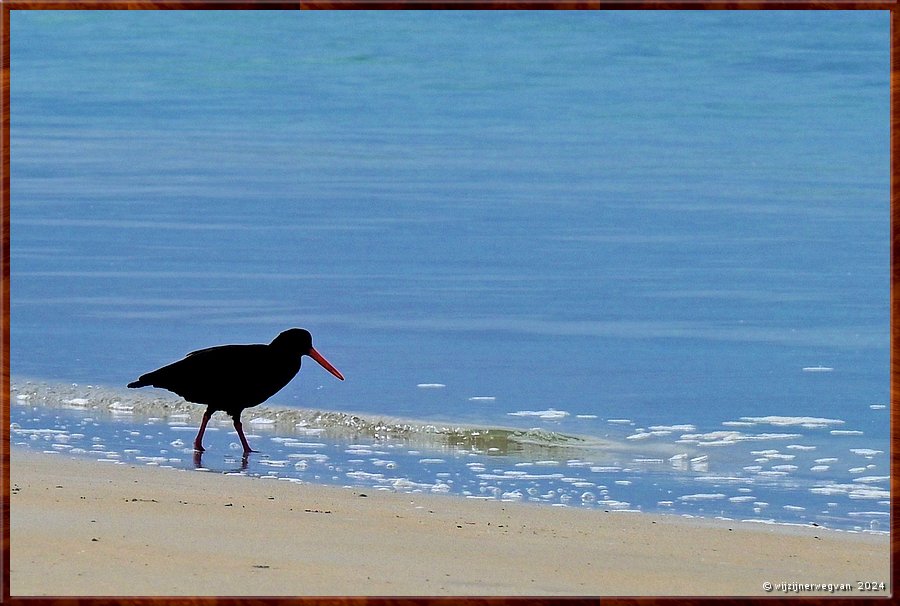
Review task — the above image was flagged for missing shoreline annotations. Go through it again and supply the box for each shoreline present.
[10,448,891,597]
[12,377,892,534]
[11,378,892,533]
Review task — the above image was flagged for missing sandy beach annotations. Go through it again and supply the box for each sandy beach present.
[9,448,890,597]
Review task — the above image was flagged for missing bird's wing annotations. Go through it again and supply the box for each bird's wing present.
[185,344,236,358]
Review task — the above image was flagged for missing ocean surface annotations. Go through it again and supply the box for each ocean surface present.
[9,11,890,531]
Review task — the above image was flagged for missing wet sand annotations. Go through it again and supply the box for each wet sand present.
[10,448,891,597]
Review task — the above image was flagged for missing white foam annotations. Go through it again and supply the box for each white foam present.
[852,476,889,484]
[62,398,90,407]
[810,483,890,500]
[786,444,816,451]
[695,476,751,484]
[507,408,569,420]
[346,471,383,481]
[679,430,741,444]
[575,414,598,419]
[248,417,276,425]
[136,456,169,463]
[625,431,654,441]
[607,419,632,425]
[650,424,696,432]
[751,450,794,460]
[597,499,632,510]
[417,383,446,389]
[802,366,833,372]
[476,472,562,481]
[869,404,886,410]
[286,453,329,462]
[849,487,890,500]
[680,430,802,446]
[391,478,429,491]
[501,490,525,501]
[690,456,709,472]
[566,460,592,467]
[830,430,863,436]
[782,505,805,511]
[678,493,726,501]
[468,396,496,402]
[810,465,830,472]
[850,448,883,457]
[260,460,289,467]
[739,415,844,428]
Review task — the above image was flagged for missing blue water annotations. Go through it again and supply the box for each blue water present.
[9,11,890,530]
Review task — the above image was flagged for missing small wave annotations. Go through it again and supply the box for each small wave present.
[12,378,659,458]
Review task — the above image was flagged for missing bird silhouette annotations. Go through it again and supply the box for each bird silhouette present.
[128,328,344,454]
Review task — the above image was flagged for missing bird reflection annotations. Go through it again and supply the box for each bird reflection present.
[193,450,249,472]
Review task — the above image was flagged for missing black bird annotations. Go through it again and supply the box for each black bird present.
[128,328,344,454]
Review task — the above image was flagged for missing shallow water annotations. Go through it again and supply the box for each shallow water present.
[9,12,890,530]
[11,379,889,532]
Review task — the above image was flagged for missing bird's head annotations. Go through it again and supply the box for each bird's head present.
[272,328,345,381]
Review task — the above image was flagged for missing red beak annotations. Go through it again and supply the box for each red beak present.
[308,347,345,381]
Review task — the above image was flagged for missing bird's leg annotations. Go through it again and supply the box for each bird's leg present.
[233,417,257,454]
[194,409,213,452]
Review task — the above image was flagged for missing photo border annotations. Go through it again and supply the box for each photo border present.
[0,2,895,603]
